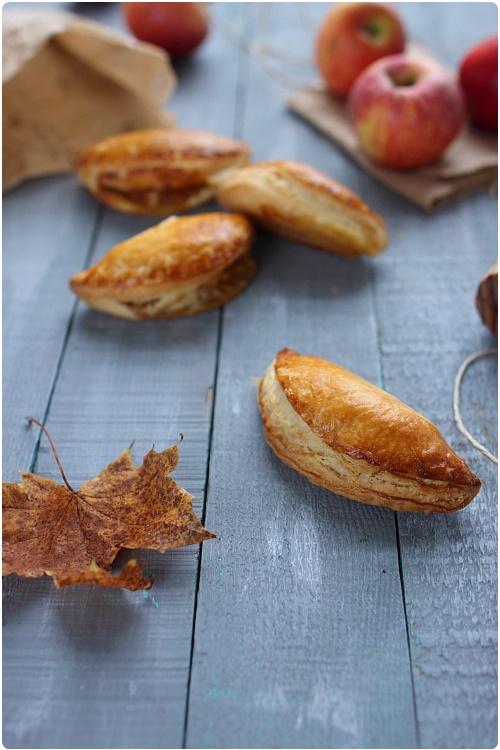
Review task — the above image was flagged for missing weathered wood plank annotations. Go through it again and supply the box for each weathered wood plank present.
[372,4,498,747]
[3,179,100,481]
[3,4,247,748]
[4,3,497,749]
[187,4,497,748]
[372,191,498,748]
[186,5,416,748]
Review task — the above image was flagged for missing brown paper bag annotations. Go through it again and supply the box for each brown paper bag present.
[3,10,177,191]
[287,46,497,211]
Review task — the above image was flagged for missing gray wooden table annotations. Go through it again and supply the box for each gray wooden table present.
[3,3,498,748]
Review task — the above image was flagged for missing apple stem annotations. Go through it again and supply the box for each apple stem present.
[26,416,76,493]
[363,23,380,39]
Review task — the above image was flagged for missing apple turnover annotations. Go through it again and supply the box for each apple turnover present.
[70,213,255,319]
[214,160,387,256]
[74,129,251,215]
[259,348,481,512]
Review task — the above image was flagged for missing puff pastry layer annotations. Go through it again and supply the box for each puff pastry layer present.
[259,349,480,512]
[70,213,255,319]
[75,129,251,215]
[214,161,387,256]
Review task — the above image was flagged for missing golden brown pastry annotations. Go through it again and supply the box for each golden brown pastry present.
[214,161,387,257]
[74,129,251,215]
[476,264,498,336]
[259,349,480,512]
[70,213,255,319]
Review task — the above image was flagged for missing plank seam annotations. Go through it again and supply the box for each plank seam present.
[182,307,223,749]
[29,206,105,473]
[182,39,251,749]
[369,263,421,747]
[395,513,421,748]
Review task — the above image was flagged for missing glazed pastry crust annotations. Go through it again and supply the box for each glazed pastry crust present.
[476,263,498,336]
[214,161,387,257]
[75,129,251,215]
[70,213,255,319]
[258,349,481,512]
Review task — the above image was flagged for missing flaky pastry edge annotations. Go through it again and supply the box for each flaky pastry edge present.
[215,164,388,257]
[72,252,255,320]
[258,360,479,513]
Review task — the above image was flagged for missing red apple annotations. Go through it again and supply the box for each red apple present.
[316,3,406,96]
[348,54,465,169]
[123,3,209,59]
[459,37,497,131]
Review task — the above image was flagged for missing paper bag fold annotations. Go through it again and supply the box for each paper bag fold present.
[3,10,177,191]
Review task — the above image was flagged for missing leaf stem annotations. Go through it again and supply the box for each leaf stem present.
[26,417,76,493]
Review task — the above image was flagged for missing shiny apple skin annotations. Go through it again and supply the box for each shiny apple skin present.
[348,54,465,169]
[124,3,209,59]
[459,37,498,131]
[316,2,406,97]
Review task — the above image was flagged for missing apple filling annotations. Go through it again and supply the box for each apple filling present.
[99,184,211,211]
[77,164,214,213]
[88,252,254,320]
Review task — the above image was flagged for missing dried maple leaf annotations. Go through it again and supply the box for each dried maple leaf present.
[3,419,215,590]
[55,560,153,590]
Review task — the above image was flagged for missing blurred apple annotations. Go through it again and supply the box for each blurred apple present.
[459,37,497,131]
[348,54,464,169]
[123,3,209,59]
[316,3,406,96]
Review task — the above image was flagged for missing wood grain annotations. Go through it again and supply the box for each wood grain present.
[371,189,498,748]
[368,8,498,739]
[3,178,100,481]
[3,4,246,748]
[187,3,497,749]
[186,5,416,748]
[3,3,497,749]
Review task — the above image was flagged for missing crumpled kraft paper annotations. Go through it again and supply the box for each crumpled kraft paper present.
[3,10,177,191]
[286,46,497,211]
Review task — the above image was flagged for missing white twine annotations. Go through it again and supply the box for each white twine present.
[453,349,498,464]
[215,5,317,89]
